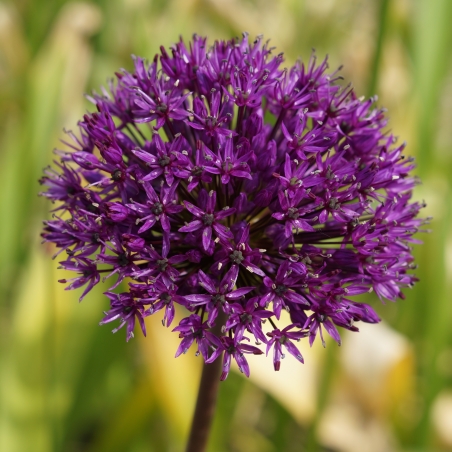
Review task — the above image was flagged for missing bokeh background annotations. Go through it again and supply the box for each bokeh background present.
[1,0,452,451]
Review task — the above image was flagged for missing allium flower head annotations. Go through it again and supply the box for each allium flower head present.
[41,33,425,380]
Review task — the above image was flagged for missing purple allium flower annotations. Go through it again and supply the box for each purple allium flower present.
[41,33,426,379]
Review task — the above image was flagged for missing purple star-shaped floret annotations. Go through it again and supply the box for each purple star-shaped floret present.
[133,245,186,286]
[71,143,138,203]
[202,137,253,184]
[97,235,139,290]
[132,82,190,129]
[225,296,273,343]
[58,257,100,301]
[179,189,235,251]
[272,189,316,237]
[39,161,85,209]
[304,282,380,347]
[184,266,254,326]
[128,182,183,254]
[281,112,337,160]
[303,310,343,348]
[214,224,265,276]
[186,90,234,137]
[266,325,307,371]
[132,134,191,186]
[147,279,185,327]
[270,66,312,111]
[272,154,310,198]
[184,142,215,191]
[261,260,310,319]
[99,291,149,342]
[173,314,212,360]
[207,335,263,380]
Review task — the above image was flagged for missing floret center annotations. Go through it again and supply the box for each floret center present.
[275,284,287,295]
[287,207,299,219]
[118,253,128,267]
[229,250,244,264]
[152,202,164,215]
[157,258,168,271]
[111,170,123,181]
[158,155,171,167]
[212,294,226,305]
[202,214,215,226]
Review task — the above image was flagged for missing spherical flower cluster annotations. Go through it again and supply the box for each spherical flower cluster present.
[41,34,424,380]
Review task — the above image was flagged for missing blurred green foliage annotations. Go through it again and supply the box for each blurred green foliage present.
[1,0,452,451]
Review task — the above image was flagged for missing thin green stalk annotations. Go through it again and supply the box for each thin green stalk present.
[305,341,337,450]
[366,0,390,99]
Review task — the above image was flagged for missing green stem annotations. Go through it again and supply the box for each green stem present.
[367,0,390,99]
[305,341,337,450]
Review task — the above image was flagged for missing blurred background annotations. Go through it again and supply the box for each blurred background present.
[1,0,451,451]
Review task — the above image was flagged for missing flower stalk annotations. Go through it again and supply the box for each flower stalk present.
[185,356,222,452]
[185,313,225,452]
